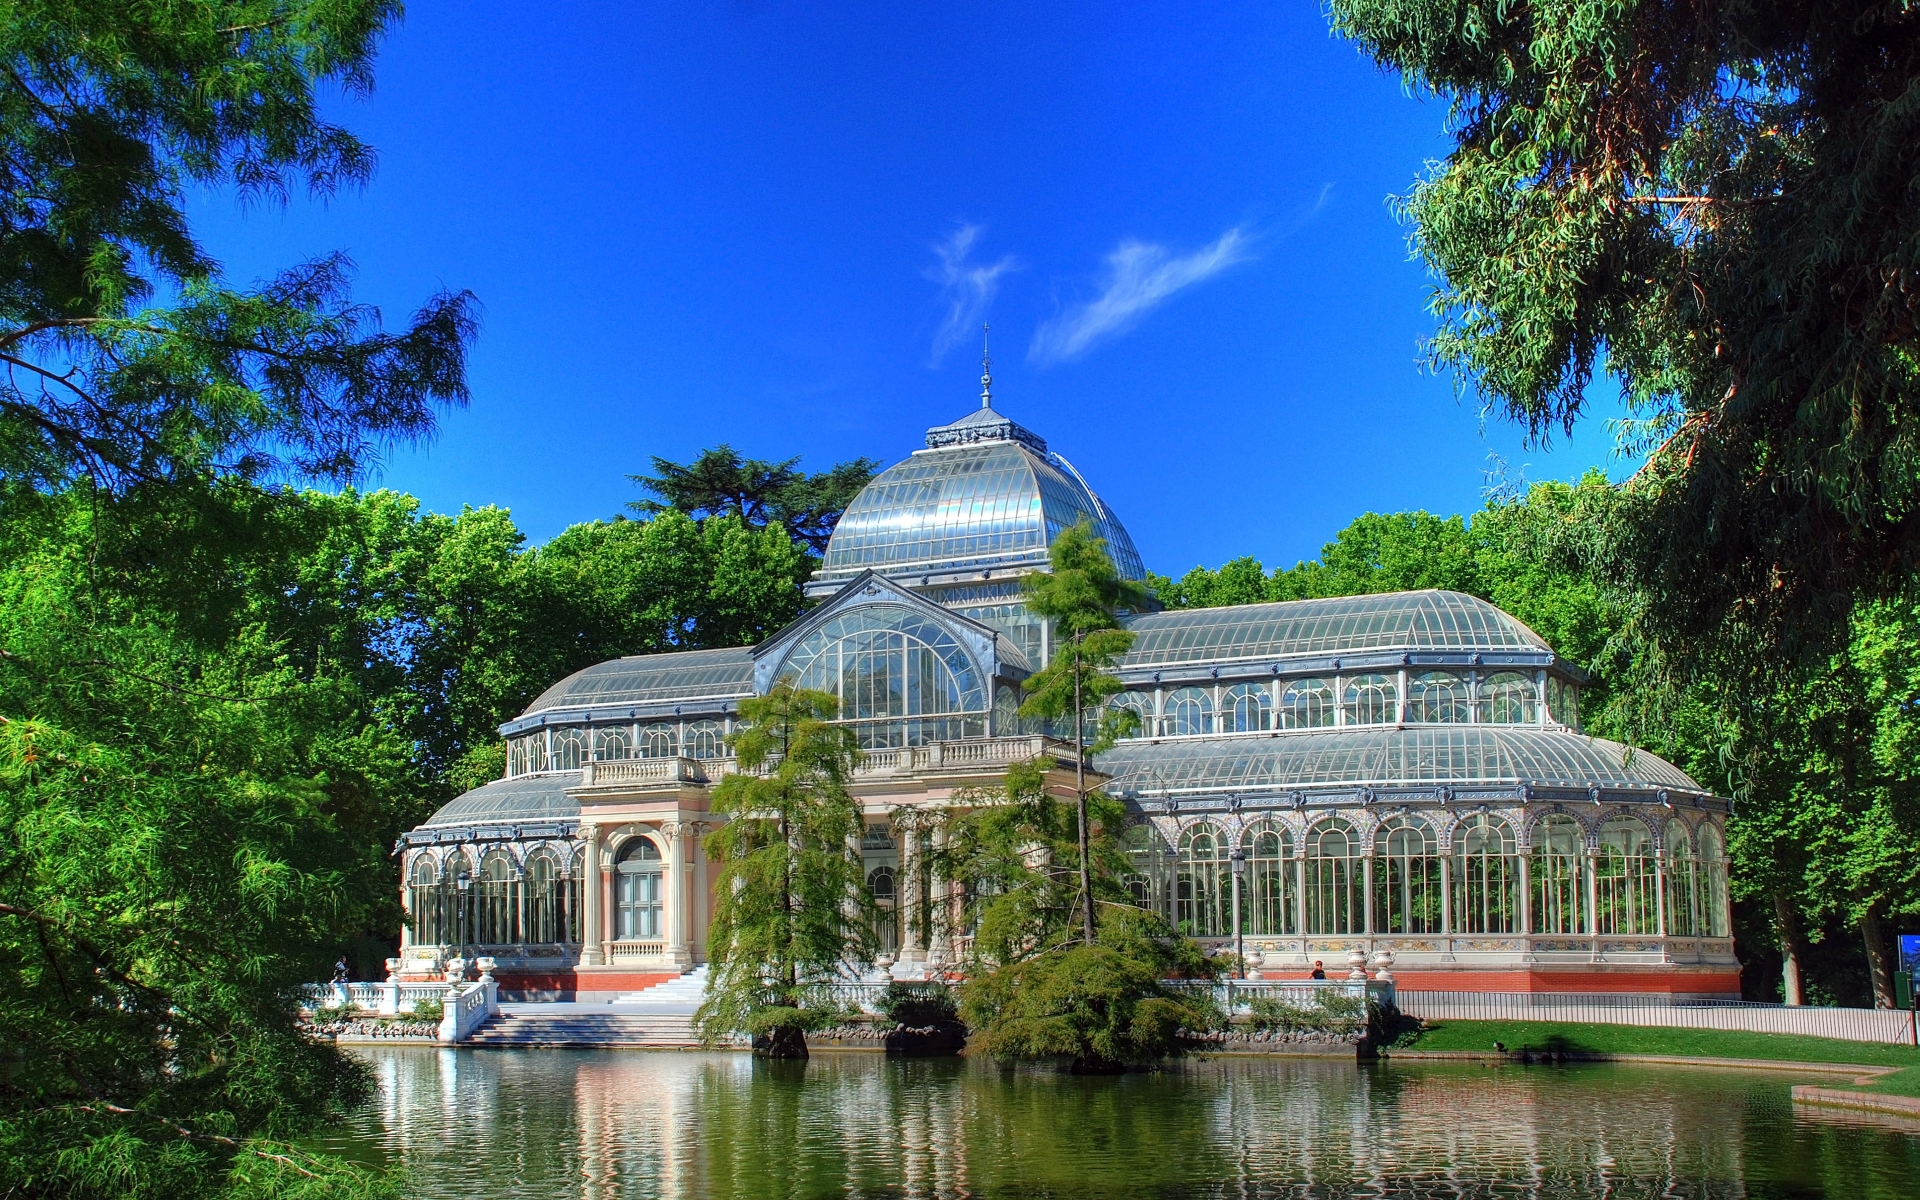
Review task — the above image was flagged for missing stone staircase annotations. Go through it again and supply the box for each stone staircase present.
[465,967,709,1048]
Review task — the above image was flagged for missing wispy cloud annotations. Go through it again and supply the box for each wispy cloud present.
[925,224,1019,365]
[1029,227,1254,366]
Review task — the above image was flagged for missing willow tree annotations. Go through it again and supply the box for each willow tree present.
[1328,1,1920,689]
[1019,521,1150,945]
[698,683,874,1058]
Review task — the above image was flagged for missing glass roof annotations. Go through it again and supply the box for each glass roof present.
[422,774,578,829]
[815,411,1145,585]
[521,647,755,717]
[1121,590,1549,669]
[1095,727,1701,794]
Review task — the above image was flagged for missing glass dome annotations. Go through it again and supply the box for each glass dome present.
[810,403,1145,593]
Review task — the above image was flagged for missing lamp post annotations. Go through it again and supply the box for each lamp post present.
[456,867,472,956]
[1229,847,1247,980]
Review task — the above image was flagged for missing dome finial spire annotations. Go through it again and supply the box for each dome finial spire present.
[980,323,993,409]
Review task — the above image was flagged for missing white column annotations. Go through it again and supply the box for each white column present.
[691,821,710,961]
[666,822,690,961]
[900,829,925,964]
[579,824,603,966]
[398,857,414,951]
[927,824,951,963]
[1439,851,1453,935]
[1294,854,1309,963]
[1396,667,1409,724]
[1518,850,1533,936]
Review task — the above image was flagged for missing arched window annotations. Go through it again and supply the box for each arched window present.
[615,838,664,940]
[1122,824,1172,917]
[591,727,632,762]
[1222,683,1272,733]
[440,851,474,947]
[868,866,899,955]
[1373,815,1442,934]
[1304,818,1363,935]
[1530,815,1586,934]
[1453,814,1520,933]
[1163,688,1214,736]
[512,734,549,775]
[1342,674,1397,725]
[685,720,725,760]
[1478,672,1537,724]
[1663,819,1700,937]
[777,605,988,748]
[1407,672,1470,723]
[551,729,584,772]
[638,723,678,758]
[1546,676,1580,728]
[1698,823,1729,937]
[1240,822,1294,935]
[1175,825,1229,937]
[477,853,516,945]
[1277,678,1336,729]
[1108,692,1152,740]
[507,737,528,778]
[409,856,442,946]
[522,851,562,944]
[1595,818,1658,935]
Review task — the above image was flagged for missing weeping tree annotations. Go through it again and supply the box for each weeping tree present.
[697,683,875,1058]
[1018,520,1150,945]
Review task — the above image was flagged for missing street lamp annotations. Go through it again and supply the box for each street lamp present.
[456,867,472,954]
[1229,848,1247,980]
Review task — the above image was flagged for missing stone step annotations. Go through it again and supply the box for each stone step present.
[467,1011,700,1047]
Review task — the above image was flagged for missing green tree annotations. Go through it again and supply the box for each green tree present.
[1327,0,1920,683]
[1018,520,1150,945]
[629,444,879,556]
[698,684,873,1058]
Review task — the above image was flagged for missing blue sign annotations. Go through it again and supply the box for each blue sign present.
[1901,934,1920,973]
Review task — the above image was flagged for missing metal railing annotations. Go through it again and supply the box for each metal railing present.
[1394,990,1920,1045]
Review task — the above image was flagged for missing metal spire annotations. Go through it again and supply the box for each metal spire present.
[980,323,993,409]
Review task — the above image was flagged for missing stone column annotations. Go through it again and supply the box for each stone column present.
[900,828,925,964]
[691,822,710,961]
[1361,853,1375,937]
[1439,851,1453,944]
[927,824,951,963]
[1293,854,1309,964]
[1517,850,1532,936]
[515,868,528,947]
[578,824,603,966]
[1654,845,1669,940]
[398,857,414,951]
[665,821,690,962]
[1585,847,1601,950]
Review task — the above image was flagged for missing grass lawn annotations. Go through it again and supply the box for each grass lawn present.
[1394,1020,1920,1097]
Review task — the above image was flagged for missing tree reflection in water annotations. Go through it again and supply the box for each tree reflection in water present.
[328,1047,1920,1199]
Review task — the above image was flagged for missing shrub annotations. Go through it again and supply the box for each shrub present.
[873,982,959,1031]
[409,998,443,1024]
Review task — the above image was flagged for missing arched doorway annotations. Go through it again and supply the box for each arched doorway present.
[615,837,664,941]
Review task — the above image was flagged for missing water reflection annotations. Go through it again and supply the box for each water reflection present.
[333,1048,1920,1199]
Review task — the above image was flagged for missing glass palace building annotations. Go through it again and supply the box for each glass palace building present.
[397,396,1738,999]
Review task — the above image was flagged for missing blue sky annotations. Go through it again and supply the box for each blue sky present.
[190,1,1632,575]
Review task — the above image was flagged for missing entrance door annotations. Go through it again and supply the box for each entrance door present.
[615,838,663,939]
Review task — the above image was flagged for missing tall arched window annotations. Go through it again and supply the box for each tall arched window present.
[1304,818,1363,935]
[777,605,988,747]
[1108,692,1152,740]
[615,838,664,940]
[1699,824,1730,937]
[1343,674,1398,725]
[1122,824,1172,917]
[1240,822,1294,935]
[522,850,567,944]
[512,734,549,775]
[1663,819,1700,937]
[440,851,474,947]
[552,729,584,771]
[1163,688,1214,736]
[685,720,725,759]
[638,723,678,758]
[1595,818,1659,935]
[1478,672,1538,724]
[507,737,529,778]
[1373,815,1442,934]
[1407,672,1470,723]
[1175,825,1229,937]
[1277,678,1336,729]
[1530,815,1586,934]
[590,727,631,761]
[868,866,899,956]
[477,853,516,945]
[409,856,442,945]
[1453,814,1520,933]
[1222,683,1272,733]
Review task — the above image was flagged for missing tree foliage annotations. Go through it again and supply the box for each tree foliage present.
[698,684,874,1058]
[629,444,879,556]
[1327,0,1920,682]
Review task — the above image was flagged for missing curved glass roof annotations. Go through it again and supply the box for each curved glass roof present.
[815,408,1145,586]
[1095,727,1700,795]
[421,774,578,829]
[1121,591,1549,669]
[521,647,755,718]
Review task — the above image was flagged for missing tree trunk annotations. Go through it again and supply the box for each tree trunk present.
[1772,889,1805,1006]
[752,1023,810,1059]
[1862,901,1896,1009]
[1074,633,1094,946]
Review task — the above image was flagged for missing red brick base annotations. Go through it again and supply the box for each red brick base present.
[1382,967,1741,996]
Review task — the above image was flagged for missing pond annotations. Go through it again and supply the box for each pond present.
[327,1046,1920,1199]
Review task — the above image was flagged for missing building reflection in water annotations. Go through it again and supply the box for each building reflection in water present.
[343,1048,1913,1199]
